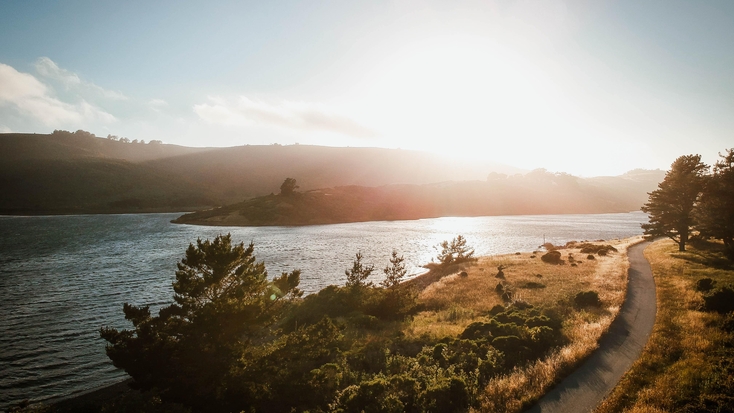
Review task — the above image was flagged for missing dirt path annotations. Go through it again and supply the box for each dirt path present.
[525,241,656,413]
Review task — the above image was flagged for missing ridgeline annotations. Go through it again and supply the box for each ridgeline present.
[1,130,664,218]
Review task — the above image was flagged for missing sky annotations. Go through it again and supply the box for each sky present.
[1,0,733,177]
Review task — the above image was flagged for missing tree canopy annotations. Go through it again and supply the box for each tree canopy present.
[696,149,734,258]
[641,155,708,251]
[436,235,476,266]
[100,234,302,410]
[280,177,299,196]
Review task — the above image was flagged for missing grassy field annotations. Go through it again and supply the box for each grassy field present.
[407,236,643,412]
[595,238,734,413]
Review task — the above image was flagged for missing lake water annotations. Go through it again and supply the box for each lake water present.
[0,212,648,409]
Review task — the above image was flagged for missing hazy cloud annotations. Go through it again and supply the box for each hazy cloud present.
[148,98,169,112]
[0,62,116,125]
[0,125,11,133]
[194,96,377,138]
[35,57,128,100]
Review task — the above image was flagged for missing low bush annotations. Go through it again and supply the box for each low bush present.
[702,285,734,313]
[695,277,716,292]
[578,243,618,255]
[540,251,563,265]
[574,290,601,308]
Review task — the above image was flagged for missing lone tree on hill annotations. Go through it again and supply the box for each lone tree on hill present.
[696,149,734,259]
[436,235,475,266]
[100,234,302,409]
[280,178,299,196]
[641,154,708,251]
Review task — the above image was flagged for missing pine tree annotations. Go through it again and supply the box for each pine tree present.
[381,250,407,288]
[697,149,734,259]
[345,252,375,288]
[641,155,709,251]
[100,234,301,409]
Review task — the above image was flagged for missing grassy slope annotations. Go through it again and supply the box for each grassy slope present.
[595,239,734,413]
[470,238,641,412]
[392,237,639,413]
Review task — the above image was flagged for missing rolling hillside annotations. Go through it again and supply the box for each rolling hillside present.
[0,131,664,216]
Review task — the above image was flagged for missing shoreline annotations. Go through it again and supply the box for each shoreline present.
[48,379,133,412]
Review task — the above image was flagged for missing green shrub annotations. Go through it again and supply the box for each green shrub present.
[421,377,470,413]
[460,322,493,340]
[489,305,505,316]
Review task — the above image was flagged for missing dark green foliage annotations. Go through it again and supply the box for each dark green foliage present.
[642,154,709,252]
[100,234,302,410]
[574,290,602,308]
[541,250,563,264]
[337,376,407,413]
[422,377,470,413]
[382,250,408,288]
[702,285,734,313]
[345,252,375,288]
[459,308,563,368]
[695,278,716,292]
[697,149,734,260]
[489,305,505,316]
[228,317,344,412]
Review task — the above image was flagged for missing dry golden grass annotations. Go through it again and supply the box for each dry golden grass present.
[595,238,734,413]
[403,236,643,412]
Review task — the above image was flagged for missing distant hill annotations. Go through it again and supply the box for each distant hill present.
[0,131,524,214]
[0,130,664,216]
[0,130,211,163]
[144,144,527,202]
[0,131,216,214]
[174,169,666,227]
